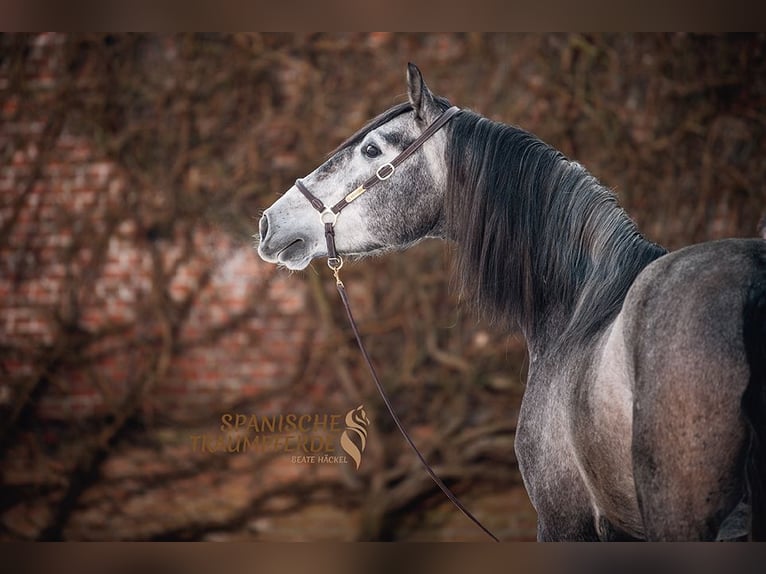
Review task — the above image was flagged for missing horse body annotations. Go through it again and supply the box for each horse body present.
[257,64,766,540]
[519,239,766,540]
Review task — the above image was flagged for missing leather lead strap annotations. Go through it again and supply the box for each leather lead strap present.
[294,106,499,541]
[336,281,500,542]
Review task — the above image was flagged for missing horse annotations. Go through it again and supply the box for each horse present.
[257,63,766,541]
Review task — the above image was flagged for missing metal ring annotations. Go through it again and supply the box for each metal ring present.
[376,162,395,181]
[327,256,343,271]
[319,208,338,226]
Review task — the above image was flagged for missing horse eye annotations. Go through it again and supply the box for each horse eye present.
[362,143,381,158]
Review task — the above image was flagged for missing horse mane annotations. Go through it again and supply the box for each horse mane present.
[444,111,667,343]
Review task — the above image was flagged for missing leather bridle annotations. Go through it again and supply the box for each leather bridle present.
[295,105,462,276]
[294,106,500,542]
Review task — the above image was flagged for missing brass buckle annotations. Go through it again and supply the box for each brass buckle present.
[327,256,344,286]
[327,256,343,271]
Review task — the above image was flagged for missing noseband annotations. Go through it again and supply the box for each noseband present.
[293,106,499,542]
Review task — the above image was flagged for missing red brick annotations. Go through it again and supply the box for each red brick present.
[1,35,313,431]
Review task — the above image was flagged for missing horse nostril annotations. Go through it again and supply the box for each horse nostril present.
[259,214,269,243]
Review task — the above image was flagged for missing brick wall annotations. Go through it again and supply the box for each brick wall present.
[0,34,312,424]
[0,34,360,541]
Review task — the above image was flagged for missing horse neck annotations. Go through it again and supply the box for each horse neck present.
[444,113,666,354]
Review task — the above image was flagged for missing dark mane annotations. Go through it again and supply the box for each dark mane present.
[444,111,666,344]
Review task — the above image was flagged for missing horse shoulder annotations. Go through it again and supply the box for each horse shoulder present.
[571,312,644,538]
[515,366,603,540]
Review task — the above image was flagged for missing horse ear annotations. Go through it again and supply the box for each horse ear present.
[407,63,436,121]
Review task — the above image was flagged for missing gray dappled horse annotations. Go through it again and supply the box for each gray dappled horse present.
[257,64,766,541]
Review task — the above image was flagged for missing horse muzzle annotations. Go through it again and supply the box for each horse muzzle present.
[257,212,316,270]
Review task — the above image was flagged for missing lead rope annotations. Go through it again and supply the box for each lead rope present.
[327,249,499,542]
[295,105,498,541]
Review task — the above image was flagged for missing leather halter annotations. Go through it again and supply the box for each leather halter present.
[295,105,462,274]
[294,106,499,542]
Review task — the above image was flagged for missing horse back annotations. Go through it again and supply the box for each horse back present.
[622,238,766,397]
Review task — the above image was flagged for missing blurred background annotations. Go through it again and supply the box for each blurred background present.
[1,33,765,541]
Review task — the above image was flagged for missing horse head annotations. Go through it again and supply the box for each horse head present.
[257,64,451,270]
